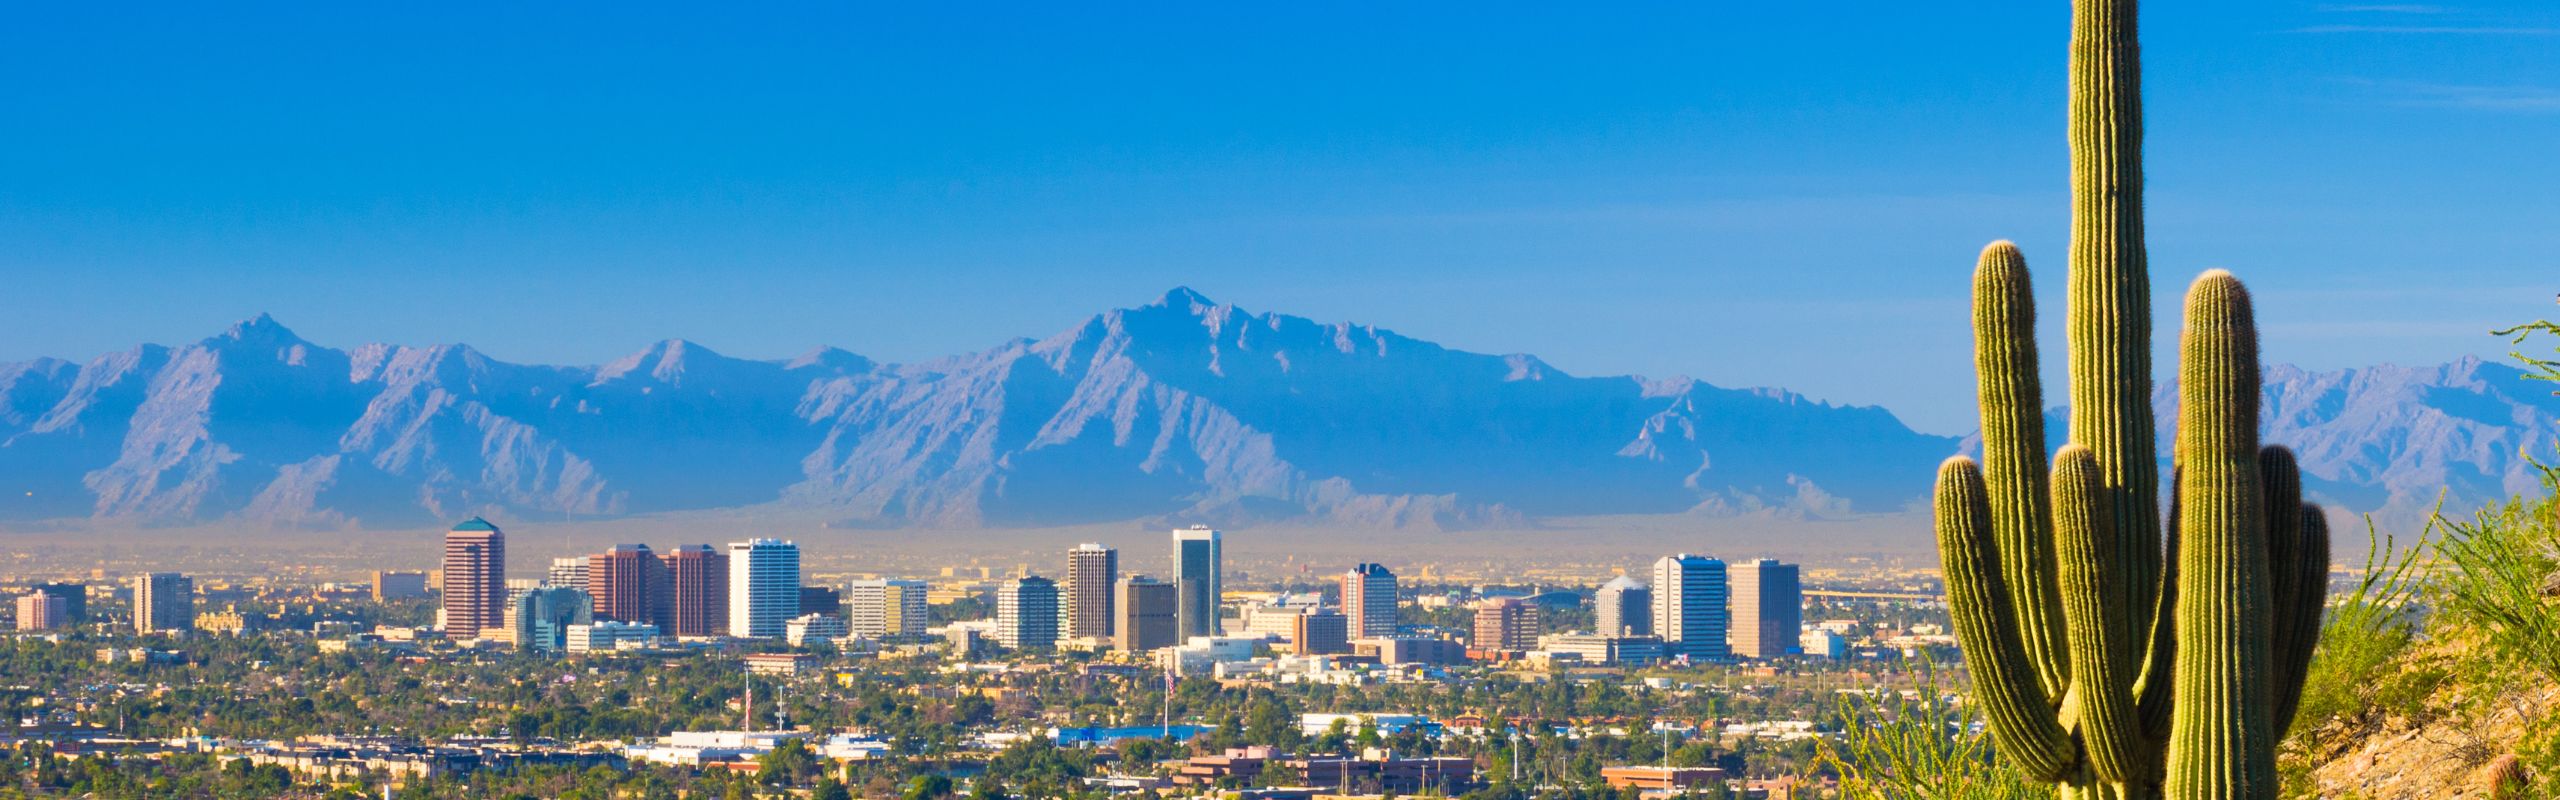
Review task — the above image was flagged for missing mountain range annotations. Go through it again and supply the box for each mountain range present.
[0,288,2548,532]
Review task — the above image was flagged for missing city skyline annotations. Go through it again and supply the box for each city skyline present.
[0,2,2536,794]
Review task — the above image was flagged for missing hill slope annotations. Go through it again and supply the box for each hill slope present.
[0,289,2543,531]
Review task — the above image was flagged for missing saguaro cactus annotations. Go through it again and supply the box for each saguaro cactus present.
[1932,2,2331,799]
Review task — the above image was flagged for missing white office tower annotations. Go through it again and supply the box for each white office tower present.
[547,557,588,589]
[1729,558,1802,659]
[1651,554,1729,661]
[996,576,1059,650]
[1342,563,1398,638]
[1595,575,1652,637]
[727,539,802,638]
[847,579,929,639]
[1173,526,1223,638]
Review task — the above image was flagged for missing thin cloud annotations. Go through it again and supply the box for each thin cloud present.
[2361,80,2560,111]
[2292,23,2560,34]
[2316,4,2451,12]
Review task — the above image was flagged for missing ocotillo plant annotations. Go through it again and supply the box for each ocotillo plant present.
[1932,2,2331,799]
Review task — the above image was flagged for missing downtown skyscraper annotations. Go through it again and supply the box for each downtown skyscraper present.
[1341,563,1397,638]
[1728,558,1802,659]
[848,579,928,639]
[441,518,506,639]
[1173,526,1222,638]
[727,539,801,639]
[662,544,728,637]
[1113,576,1178,652]
[1472,596,1540,652]
[1651,554,1729,661]
[588,544,666,627]
[133,573,194,634]
[1065,543,1118,640]
[1595,575,1652,637]
[997,575,1059,650]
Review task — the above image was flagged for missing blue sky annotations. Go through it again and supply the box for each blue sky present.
[3,2,2553,435]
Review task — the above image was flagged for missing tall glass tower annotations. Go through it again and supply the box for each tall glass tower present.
[1650,554,1729,661]
[727,538,802,639]
[1173,526,1222,638]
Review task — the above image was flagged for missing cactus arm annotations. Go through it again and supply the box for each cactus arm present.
[2065,0,2163,648]
[1936,456,2077,780]
[1975,240,2072,697]
[2271,506,2330,733]
[2257,447,2306,718]
[2166,271,2277,799]
[2053,445,2143,784]
[2135,462,2179,744]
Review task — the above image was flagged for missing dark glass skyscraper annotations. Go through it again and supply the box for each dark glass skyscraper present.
[1173,526,1222,638]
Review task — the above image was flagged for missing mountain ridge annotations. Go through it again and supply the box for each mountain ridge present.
[0,289,2545,532]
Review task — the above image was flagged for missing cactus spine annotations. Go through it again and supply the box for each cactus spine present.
[1933,2,2331,799]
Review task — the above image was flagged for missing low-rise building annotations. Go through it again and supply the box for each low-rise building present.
[1539,633,1669,666]
[626,730,808,767]
[564,621,658,652]
[1354,636,1467,665]
[1801,628,1850,659]
[1162,635,1261,676]
[744,653,817,677]
[1601,765,1730,793]
[785,613,848,647]
[1170,746,1473,794]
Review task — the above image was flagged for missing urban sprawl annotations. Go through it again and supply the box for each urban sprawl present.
[2,519,1966,799]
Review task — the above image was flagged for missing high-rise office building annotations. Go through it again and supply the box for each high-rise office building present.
[30,582,85,622]
[1728,558,1802,659]
[542,557,582,589]
[371,571,429,602]
[1341,563,1398,638]
[1292,608,1351,655]
[588,544,666,627]
[1651,554,1729,661]
[1065,543,1118,640]
[663,544,728,637]
[848,579,928,639]
[133,572,195,634]
[727,539,801,638]
[442,518,507,639]
[1173,526,1223,638]
[1112,576,1179,652]
[16,593,66,631]
[1595,575,1652,637]
[996,576,1059,650]
[1471,597,1540,652]
[512,585,593,651]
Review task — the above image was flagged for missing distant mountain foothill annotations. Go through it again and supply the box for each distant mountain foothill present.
[0,289,2547,532]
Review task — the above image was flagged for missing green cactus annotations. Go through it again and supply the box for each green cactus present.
[1932,2,2333,799]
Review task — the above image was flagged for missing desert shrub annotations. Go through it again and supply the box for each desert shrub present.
[2432,466,2560,686]
[2291,518,2436,739]
[1814,660,2052,800]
